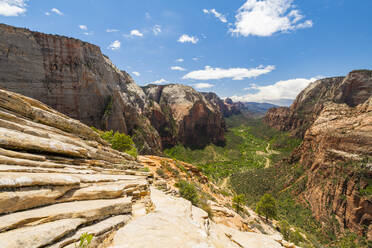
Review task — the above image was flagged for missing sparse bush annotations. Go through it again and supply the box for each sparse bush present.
[140,167,150,172]
[75,232,92,248]
[232,194,245,214]
[156,168,165,177]
[175,180,199,205]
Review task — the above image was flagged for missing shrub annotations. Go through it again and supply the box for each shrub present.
[93,129,138,158]
[175,180,199,205]
[232,194,245,214]
[279,220,291,240]
[256,193,277,221]
[156,168,165,177]
[76,232,92,248]
[140,167,150,172]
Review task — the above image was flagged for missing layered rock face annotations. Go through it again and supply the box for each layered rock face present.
[0,23,229,153]
[264,70,372,239]
[0,88,294,248]
[143,84,226,148]
[0,89,153,247]
[0,23,161,154]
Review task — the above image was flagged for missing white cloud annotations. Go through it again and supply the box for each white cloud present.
[108,40,121,50]
[79,25,87,30]
[230,0,313,37]
[192,57,200,61]
[51,8,63,15]
[145,12,151,19]
[0,0,28,16]
[178,34,199,44]
[193,83,214,89]
[132,71,140,76]
[203,8,227,23]
[45,12,50,16]
[106,29,119,33]
[152,25,162,35]
[231,76,320,105]
[176,58,184,62]
[130,29,143,37]
[183,65,275,81]
[149,78,169,85]
[171,66,186,71]
[83,32,94,36]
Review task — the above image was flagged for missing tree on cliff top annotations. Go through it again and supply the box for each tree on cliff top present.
[256,193,277,221]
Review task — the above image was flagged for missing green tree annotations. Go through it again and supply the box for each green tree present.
[256,193,277,221]
[232,194,245,214]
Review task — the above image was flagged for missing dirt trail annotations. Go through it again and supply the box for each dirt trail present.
[256,143,280,168]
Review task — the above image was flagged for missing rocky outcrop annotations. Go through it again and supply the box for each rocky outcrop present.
[295,97,372,239]
[143,84,226,148]
[110,187,284,248]
[0,23,231,153]
[264,70,372,137]
[0,88,297,247]
[0,23,162,154]
[264,70,372,239]
[0,88,153,247]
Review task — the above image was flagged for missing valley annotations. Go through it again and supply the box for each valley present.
[0,21,370,248]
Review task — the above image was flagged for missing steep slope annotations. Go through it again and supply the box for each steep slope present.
[0,23,161,154]
[0,88,295,248]
[264,70,372,137]
[142,84,226,148]
[0,23,230,154]
[264,70,372,240]
[0,88,153,247]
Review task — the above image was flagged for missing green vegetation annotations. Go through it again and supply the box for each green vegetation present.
[175,180,199,205]
[92,128,138,158]
[256,193,277,221]
[165,117,301,181]
[232,194,245,214]
[164,115,370,247]
[75,232,93,248]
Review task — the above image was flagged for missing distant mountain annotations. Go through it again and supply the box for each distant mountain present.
[241,102,278,115]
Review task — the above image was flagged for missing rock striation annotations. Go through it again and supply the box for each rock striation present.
[0,88,297,248]
[0,23,230,153]
[264,70,372,239]
[0,88,152,247]
[0,23,161,154]
[142,84,226,148]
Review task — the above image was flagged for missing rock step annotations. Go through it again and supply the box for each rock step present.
[0,164,96,174]
[0,197,132,232]
[0,218,85,248]
[49,215,131,248]
[0,172,147,188]
[0,180,148,214]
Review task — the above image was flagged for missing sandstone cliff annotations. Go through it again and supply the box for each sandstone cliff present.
[264,70,372,239]
[0,23,230,154]
[142,84,226,148]
[0,23,162,154]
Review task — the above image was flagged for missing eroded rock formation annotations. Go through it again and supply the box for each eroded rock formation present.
[143,84,226,148]
[0,88,153,247]
[264,70,372,239]
[0,88,295,247]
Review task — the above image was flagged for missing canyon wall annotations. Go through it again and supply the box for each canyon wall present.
[0,23,228,153]
[264,70,372,239]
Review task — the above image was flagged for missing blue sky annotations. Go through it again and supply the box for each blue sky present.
[0,0,371,105]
